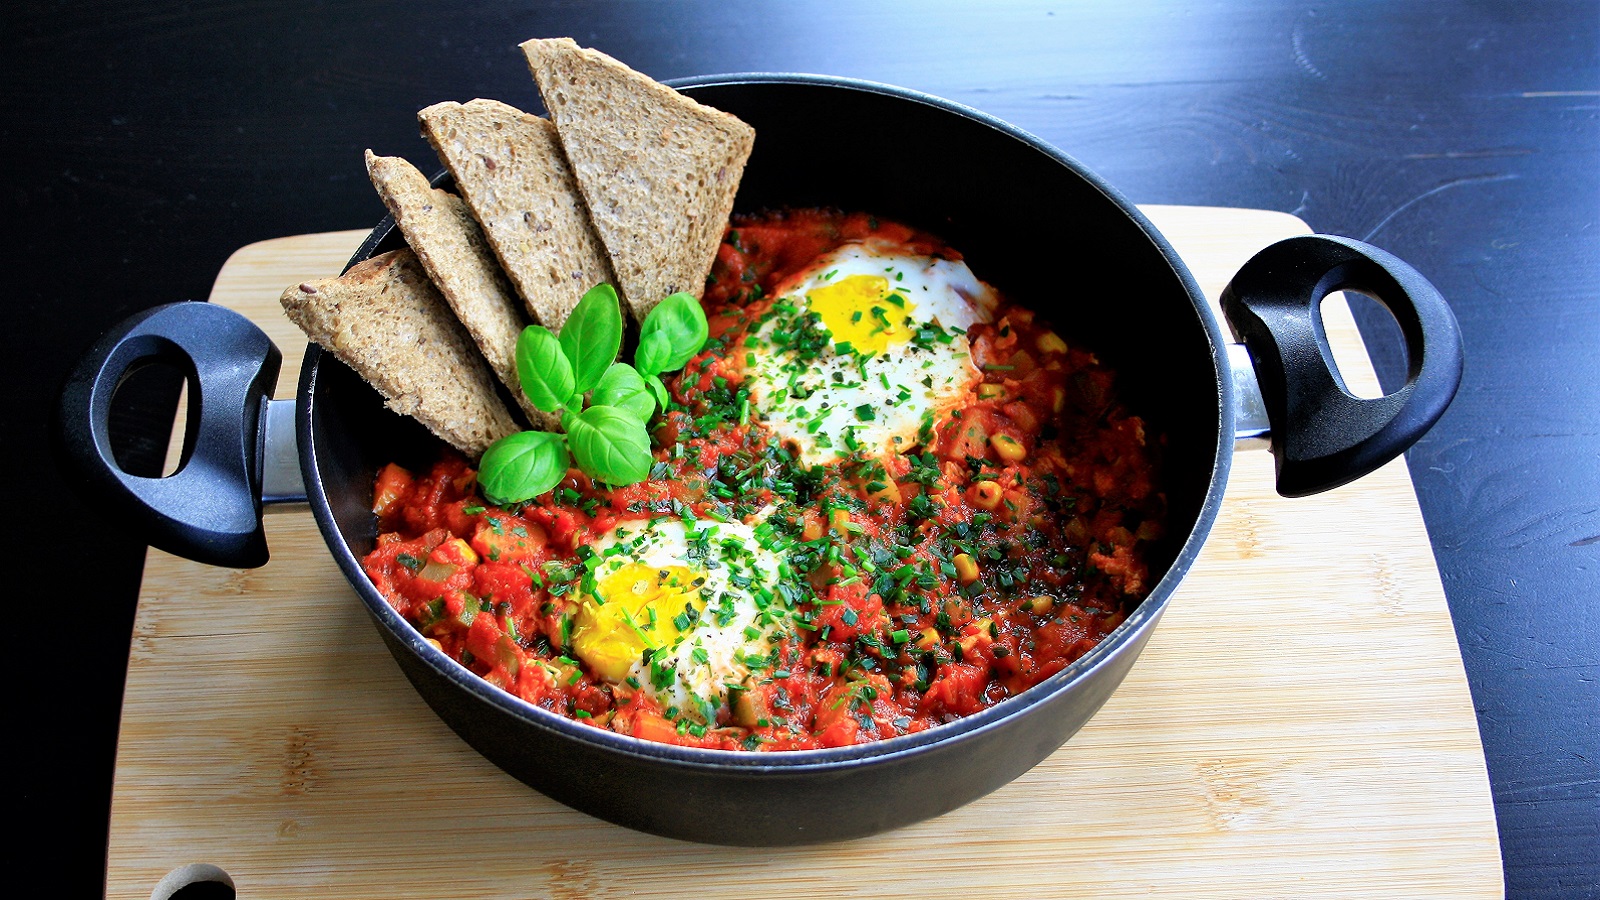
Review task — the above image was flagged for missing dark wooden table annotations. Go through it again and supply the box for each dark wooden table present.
[8,2,1596,897]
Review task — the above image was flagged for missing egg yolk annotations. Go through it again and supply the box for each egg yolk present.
[806,274,917,355]
[572,563,706,682]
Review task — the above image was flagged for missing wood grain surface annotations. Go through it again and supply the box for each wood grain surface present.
[107,208,1502,899]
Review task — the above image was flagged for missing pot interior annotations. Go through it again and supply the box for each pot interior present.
[303,76,1229,749]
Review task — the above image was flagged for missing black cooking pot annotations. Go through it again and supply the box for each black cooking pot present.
[60,75,1462,845]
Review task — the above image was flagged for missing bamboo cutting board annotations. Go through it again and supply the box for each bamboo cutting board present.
[107,208,1503,899]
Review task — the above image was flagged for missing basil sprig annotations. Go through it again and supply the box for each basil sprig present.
[476,283,710,504]
[567,405,653,485]
[639,292,709,373]
[592,362,657,422]
[477,431,570,503]
[515,325,575,411]
[559,283,624,394]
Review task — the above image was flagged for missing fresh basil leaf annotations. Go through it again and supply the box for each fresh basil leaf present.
[566,405,653,486]
[638,291,710,373]
[559,283,624,393]
[635,329,674,376]
[477,431,570,504]
[515,325,575,412]
[643,372,670,410]
[592,363,656,423]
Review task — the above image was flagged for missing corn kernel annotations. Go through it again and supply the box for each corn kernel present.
[953,553,980,584]
[970,481,1003,510]
[870,479,902,504]
[990,433,1027,463]
[1036,331,1068,354]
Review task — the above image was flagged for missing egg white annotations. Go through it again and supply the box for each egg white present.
[741,241,995,466]
[577,517,791,723]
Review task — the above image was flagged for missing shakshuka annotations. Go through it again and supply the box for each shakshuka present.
[362,208,1167,750]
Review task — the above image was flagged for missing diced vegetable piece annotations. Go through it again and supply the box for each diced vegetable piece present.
[990,433,1026,463]
[970,481,1002,510]
[953,553,980,585]
[730,686,768,729]
[372,463,414,520]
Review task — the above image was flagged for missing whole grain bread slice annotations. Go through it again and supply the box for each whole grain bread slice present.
[279,248,520,458]
[364,150,553,429]
[417,98,614,332]
[521,38,754,322]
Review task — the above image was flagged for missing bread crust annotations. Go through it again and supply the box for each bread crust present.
[279,248,520,458]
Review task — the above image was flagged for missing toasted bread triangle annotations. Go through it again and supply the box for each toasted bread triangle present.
[279,248,520,458]
[417,98,615,332]
[364,150,554,429]
[521,38,754,322]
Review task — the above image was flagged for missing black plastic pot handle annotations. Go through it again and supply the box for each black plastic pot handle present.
[1220,234,1463,497]
[59,301,282,567]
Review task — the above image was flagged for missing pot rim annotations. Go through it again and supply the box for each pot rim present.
[301,72,1236,772]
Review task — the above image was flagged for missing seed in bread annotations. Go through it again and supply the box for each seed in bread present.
[363,150,554,429]
[417,98,615,332]
[279,248,520,458]
[521,37,754,322]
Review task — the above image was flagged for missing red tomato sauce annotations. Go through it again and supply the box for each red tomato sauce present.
[362,209,1166,751]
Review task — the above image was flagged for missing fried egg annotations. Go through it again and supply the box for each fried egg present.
[570,517,791,723]
[742,241,995,465]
